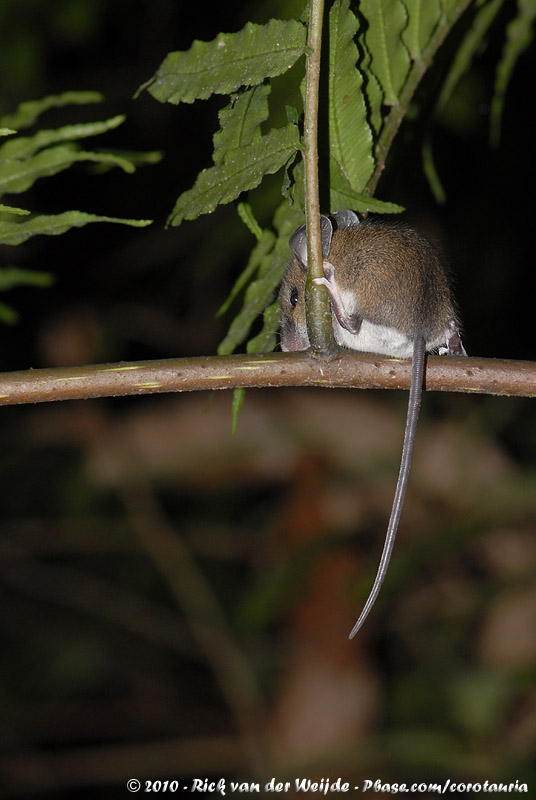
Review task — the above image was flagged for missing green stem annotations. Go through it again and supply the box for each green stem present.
[303,0,337,355]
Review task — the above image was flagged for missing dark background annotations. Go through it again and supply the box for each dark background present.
[0,1,535,797]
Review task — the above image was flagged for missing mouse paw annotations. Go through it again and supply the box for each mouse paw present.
[446,321,467,356]
[438,322,467,356]
[314,262,361,335]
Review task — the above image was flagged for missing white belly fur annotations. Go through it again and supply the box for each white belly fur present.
[333,318,414,357]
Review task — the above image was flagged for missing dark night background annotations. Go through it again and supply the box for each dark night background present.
[0,2,535,798]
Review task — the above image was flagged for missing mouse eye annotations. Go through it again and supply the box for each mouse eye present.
[290,288,299,308]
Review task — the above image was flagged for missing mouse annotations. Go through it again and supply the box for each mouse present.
[279,209,466,637]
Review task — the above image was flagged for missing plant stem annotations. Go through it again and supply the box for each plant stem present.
[303,0,336,355]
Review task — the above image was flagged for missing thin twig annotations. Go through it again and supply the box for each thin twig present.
[0,352,535,405]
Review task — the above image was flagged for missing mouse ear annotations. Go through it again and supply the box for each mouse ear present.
[320,215,334,257]
[289,216,334,266]
[331,209,359,230]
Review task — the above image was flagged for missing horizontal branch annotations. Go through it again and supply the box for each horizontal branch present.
[0,352,535,406]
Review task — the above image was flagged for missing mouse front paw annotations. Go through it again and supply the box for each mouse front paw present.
[313,262,361,335]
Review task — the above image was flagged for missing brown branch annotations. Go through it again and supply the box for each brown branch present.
[0,352,535,406]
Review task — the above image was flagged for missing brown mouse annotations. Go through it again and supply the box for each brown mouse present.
[279,209,466,637]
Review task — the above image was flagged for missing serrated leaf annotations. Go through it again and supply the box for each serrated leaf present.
[236,201,264,241]
[329,0,374,193]
[169,124,300,225]
[0,91,103,130]
[402,0,441,59]
[217,229,276,316]
[145,19,306,105]
[329,158,403,214]
[0,211,151,246]
[0,115,125,161]
[360,0,411,106]
[217,201,302,355]
[284,154,305,209]
[436,0,504,116]
[358,34,384,135]
[213,85,271,165]
[231,300,280,433]
[490,0,536,147]
[0,145,136,197]
[217,254,280,355]
[0,267,54,289]
[246,300,279,354]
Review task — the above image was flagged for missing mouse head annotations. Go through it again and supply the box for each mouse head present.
[279,210,360,351]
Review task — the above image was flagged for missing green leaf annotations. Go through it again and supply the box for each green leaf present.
[0,91,103,130]
[402,0,441,59]
[357,34,384,135]
[236,202,264,242]
[329,0,374,193]
[0,301,19,325]
[228,298,280,434]
[217,229,276,317]
[0,144,136,197]
[284,154,305,209]
[144,19,306,105]
[0,211,152,246]
[440,0,471,22]
[435,0,504,116]
[217,201,302,355]
[422,136,446,204]
[0,115,125,160]
[330,158,404,214]
[100,149,162,167]
[246,299,279,354]
[231,388,246,435]
[285,105,300,126]
[0,267,54,289]
[168,124,300,225]
[0,204,30,216]
[490,0,536,147]
[0,129,16,137]
[360,0,411,106]
[213,85,271,165]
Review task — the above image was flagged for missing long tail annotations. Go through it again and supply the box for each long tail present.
[349,337,426,638]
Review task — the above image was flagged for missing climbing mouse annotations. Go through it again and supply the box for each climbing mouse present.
[279,209,466,637]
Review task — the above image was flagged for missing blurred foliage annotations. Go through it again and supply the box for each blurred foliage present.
[0,1,535,798]
[0,91,157,322]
